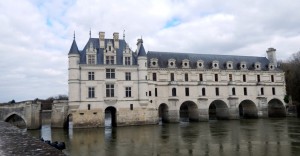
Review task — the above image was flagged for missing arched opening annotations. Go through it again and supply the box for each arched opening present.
[179,101,199,122]
[268,99,286,117]
[64,114,73,129]
[239,100,258,119]
[158,103,169,123]
[209,100,229,120]
[5,114,26,129]
[105,106,117,127]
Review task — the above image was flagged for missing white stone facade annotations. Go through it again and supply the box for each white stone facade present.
[68,32,286,128]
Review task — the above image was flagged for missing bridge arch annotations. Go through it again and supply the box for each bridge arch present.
[4,112,27,129]
[268,98,286,117]
[239,100,258,119]
[158,103,169,123]
[179,101,199,122]
[209,100,229,120]
[105,106,117,127]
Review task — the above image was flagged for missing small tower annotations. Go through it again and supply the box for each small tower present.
[68,34,80,109]
[137,38,149,105]
[266,48,277,67]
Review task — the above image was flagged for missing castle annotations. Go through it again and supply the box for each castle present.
[68,31,286,128]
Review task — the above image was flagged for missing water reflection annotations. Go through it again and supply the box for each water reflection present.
[26,115,300,156]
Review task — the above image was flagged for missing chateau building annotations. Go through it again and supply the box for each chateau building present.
[68,31,286,128]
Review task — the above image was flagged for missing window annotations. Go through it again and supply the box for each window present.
[261,88,264,95]
[130,104,133,110]
[271,75,274,82]
[88,72,94,80]
[106,84,114,97]
[244,87,247,96]
[88,104,91,110]
[125,72,131,81]
[185,73,188,81]
[153,73,157,81]
[243,74,246,82]
[108,46,111,51]
[170,73,175,81]
[125,87,131,97]
[202,88,206,96]
[272,87,276,95]
[155,88,157,97]
[232,88,236,96]
[215,74,218,82]
[88,87,95,98]
[229,74,232,81]
[125,57,131,65]
[106,56,114,65]
[199,74,203,81]
[149,91,152,96]
[216,88,219,96]
[257,75,260,82]
[87,55,96,64]
[106,69,115,79]
[172,88,176,96]
[185,88,189,96]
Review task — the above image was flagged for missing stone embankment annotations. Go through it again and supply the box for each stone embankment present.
[0,121,64,156]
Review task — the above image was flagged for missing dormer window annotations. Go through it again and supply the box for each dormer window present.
[197,60,204,69]
[212,60,219,69]
[182,59,190,68]
[240,61,247,70]
[226,61,233,70]
[268,63,275,70]
[254,62,261,70]
[150,58,158,67]
[86,41,97,64]
[168,59,176,68]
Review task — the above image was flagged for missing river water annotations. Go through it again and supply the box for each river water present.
[27,114,300,156]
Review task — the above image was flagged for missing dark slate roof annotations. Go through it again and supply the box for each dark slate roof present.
[79,38,137,65]
[147,51,272,70]
[68,40,80,55]
[137,43,147,57]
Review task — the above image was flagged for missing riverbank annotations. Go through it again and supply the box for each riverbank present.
[0,121,64,156]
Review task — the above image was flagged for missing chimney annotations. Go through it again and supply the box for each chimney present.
[99,32,105,48]
[266,47,277,67]
[113,32,119,49]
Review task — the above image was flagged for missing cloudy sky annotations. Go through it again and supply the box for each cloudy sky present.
[1,0,300,102]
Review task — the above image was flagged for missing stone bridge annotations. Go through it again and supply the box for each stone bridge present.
[0,100,41,129]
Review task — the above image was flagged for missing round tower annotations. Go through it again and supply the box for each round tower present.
[137,39,149,105]
[266,47,277,67]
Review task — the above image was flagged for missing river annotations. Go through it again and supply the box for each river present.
[27,113,300,156]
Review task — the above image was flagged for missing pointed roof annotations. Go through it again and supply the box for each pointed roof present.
[68,39,80,55]
[138,42,147,57]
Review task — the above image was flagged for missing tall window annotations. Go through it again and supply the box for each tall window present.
[106,56,114,64]
[88,104,91,110]
[88,87,95,98]
[243,74,246,82]
[244,87,247,96]
[185,73,188,81]
[106,84,114,97]
[272,87,276,95]
[202,88,206,96]
[170,73,175,81]
[125,72,131,81]
[125,57,131,65]
[149,91,152,96]
[216,88,219,96]
[261,87,264,95]
[155,88,158,97]
[232,88,236,96]
[153,73,157,81]
[172,88,176,96]
[215,74,218,82]
[271,75,274,82]
[130,104,133,110]
[106,69,115,79]
[199,74,203,81]
[125,87,131,97]
[88,72,94,80]
[229,74,233,81]
[185,88,189,96]
[88,55,96,64]
[257,75,260,82]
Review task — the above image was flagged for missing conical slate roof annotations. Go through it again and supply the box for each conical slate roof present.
[68,39,80,55]
[137,43,146,57]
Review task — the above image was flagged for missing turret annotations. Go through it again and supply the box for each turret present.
[137,38,149,104]
[266,47,277,67]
